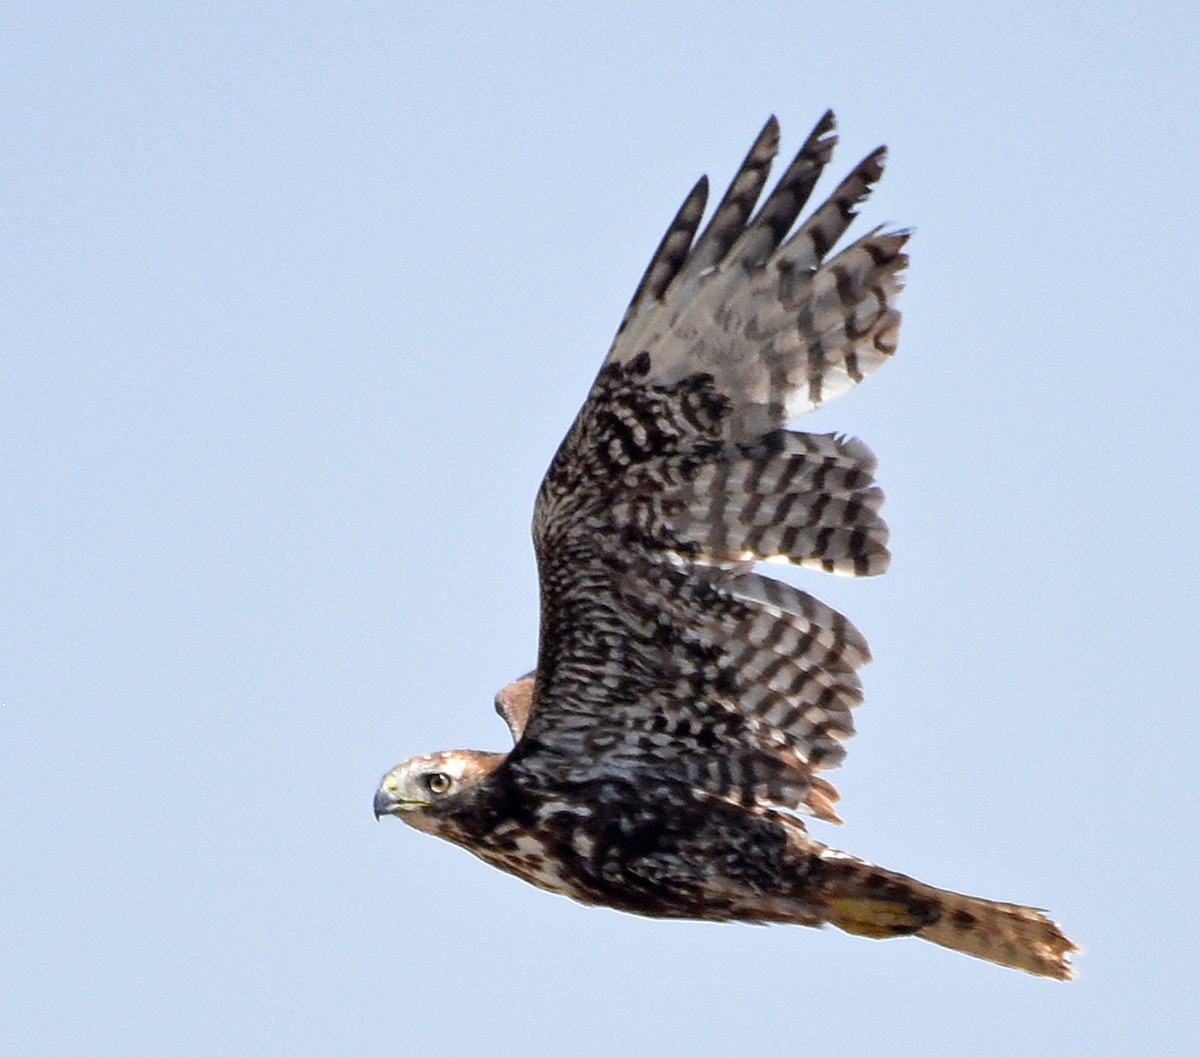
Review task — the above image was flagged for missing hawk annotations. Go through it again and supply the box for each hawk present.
[374,114,1077,979]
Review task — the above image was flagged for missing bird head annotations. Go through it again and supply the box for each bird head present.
[373,750,504,830]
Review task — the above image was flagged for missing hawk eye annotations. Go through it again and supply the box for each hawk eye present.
[425,772,452,795]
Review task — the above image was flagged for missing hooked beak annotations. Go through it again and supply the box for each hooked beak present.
[373,774,430,819]
[373,785,394,820]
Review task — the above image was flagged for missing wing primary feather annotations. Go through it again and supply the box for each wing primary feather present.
[776,146,888,270]
[614,174,709,341]
[671,115,781,284]
[733,109,838,268]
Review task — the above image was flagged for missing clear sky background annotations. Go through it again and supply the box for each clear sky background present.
[4,2,1199,1055]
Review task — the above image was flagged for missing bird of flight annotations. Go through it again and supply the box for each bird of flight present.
[374,113,1076,979]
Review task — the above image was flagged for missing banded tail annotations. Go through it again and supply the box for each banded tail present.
[816,851,1078,980]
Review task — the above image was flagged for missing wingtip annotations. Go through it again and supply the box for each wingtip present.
[845,145,890,198]
[678,173,711,226]
[753,115,782,156]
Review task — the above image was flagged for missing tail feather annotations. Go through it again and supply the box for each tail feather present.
[817,852,1078,980]
[916,889,1078,981]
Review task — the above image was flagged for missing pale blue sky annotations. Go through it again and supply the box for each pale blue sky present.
[4,2,1199,1055]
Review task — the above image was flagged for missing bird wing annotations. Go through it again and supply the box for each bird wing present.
[494,672,535,742]
[511,114,907,821]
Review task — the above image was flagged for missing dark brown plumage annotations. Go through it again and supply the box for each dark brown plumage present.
[374,114,1077,979]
